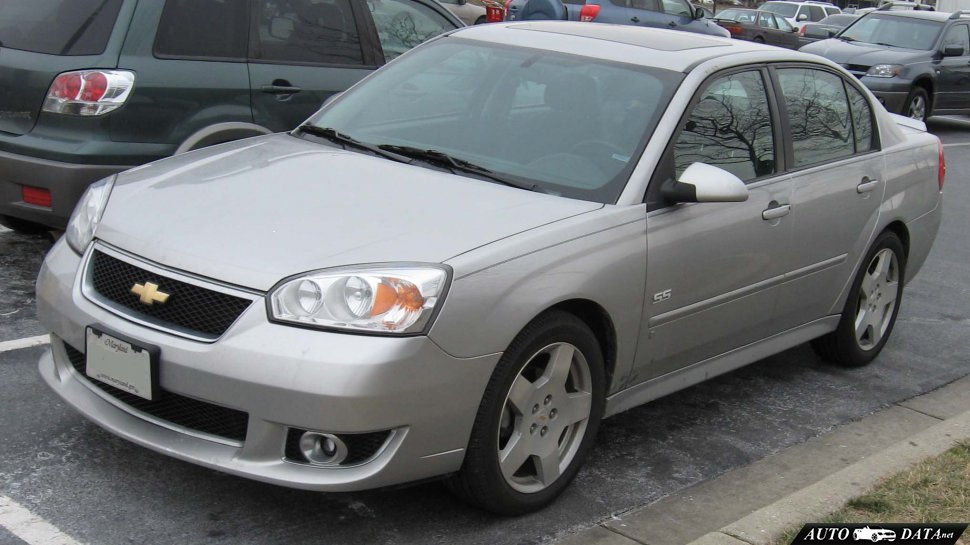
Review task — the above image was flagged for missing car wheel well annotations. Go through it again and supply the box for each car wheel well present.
[548,299,617,387]
[175,123,273,155]
[913,78,933,109]
[883,219,910,263]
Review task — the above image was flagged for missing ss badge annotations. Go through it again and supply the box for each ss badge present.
[653,289,672,304]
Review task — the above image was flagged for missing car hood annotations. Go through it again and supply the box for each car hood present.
[800,38,928,66]
[96,134,603,291]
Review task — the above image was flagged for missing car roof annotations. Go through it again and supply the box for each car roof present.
[452,22,823,73]
[865,9,952,20]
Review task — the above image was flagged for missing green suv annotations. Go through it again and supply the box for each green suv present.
[0,0,461,232]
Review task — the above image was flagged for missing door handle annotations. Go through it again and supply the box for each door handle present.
[631,16,640,22]
[762,203,791,220]
[261,84,302,95]
[668,21,677,27]
[857,177,880,194]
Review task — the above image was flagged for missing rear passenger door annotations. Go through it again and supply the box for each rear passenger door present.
[770,66,884,332]
[248,0,380,132]
[935,24,970,112]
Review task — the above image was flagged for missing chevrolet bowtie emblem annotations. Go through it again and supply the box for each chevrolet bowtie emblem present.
[131,282,170,305]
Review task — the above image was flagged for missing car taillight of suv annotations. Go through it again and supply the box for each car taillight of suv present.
[43,70,136,116]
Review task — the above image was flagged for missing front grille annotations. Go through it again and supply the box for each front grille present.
[842,64,869,78]
[64,343,249,443]
[88,250,253,339]
[284,428,390,466]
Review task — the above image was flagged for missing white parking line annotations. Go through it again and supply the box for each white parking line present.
[942,142,970,148]
[0,495,83,545]
[0,335,50,354]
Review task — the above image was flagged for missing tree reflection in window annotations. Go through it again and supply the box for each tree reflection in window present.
[674,71,774,183]
[778,68,854,168]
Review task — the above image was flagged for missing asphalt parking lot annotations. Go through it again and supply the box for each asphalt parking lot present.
[1,118,968,545]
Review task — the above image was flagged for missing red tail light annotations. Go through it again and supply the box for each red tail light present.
[22,186,52,208]
[44,70,135,116]
[799,25,807,36]
[486,4,505,22]
[724,24,743,35]
[579,4,601,21]
[938,140,946,191]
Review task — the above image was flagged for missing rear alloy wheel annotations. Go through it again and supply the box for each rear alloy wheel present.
[753,36,765,43]
[446,310,605,515]
[904,87,929,122]
[811,231,906,367]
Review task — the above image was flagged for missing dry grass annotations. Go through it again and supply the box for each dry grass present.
[777,440,970,544]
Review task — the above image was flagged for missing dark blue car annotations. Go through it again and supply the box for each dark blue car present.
[506,0,731,37]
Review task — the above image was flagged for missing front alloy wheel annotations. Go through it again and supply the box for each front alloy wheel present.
[446,310,605,515]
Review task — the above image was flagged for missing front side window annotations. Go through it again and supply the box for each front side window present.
[0,0,123,55]
[806,5,825,21]
[673,70,775,183]
[776,15,793,31]
[368,0,455,61]
[310,39,680,203]
[250,0,365,65]
[942,24,970,53]
[661,0,693,17]
[156,0,249,59]
[778,68,855,168]
[759,12,779,29]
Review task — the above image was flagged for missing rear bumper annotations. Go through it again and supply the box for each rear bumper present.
[0,149,127,229]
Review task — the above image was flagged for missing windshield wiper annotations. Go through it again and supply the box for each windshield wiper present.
[838,35,857,42]
[377,144,544,193]
[296,125,410,163]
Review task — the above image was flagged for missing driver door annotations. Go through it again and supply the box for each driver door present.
[636,68,793,382]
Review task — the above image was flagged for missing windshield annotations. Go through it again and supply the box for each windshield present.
[309,38,681,204]
[761,2,797,18]
[0,0,123,55]
[821,14,857,25]
[714,9,749,21]
[839,14,943,49]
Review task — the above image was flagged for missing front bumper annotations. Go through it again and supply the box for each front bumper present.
[36,239,499,491]
[859,77,912,116]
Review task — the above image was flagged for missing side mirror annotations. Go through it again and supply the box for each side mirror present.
[694,6,706,19]
[797,12,809,20]
[943,44,965,57]
[662,163,749,203]
[269,16,293,39]
[826,28,837,37]
[457,0,467,5]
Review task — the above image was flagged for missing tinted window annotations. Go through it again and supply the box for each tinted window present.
[250,0,364,65]
[778,68,854,167]
[807,5,825,21]
[661,0,693,17]
[156,0,248,59]
[824,6,840,15]
[839,14,943,49]
[714,9,746,20]
[761,2,797,17]
[760,12,779,29]
[369,0,455,61]
[942,24,970,53]
[846,84,874,153]
[776,15,793,31]
[674,71,775,183]
[631,0,662,10]
[0,0,122,55]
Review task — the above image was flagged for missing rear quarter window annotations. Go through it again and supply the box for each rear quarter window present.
[0,0,123,55]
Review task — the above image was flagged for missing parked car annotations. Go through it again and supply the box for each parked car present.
[798,13,860,46]
[505,0,731,36]
[801,10,970,121]
[0,0,462,234]
[438,0,489,24]
[760,0,841,29]
[713,8,801,47]
[37,21,943,514]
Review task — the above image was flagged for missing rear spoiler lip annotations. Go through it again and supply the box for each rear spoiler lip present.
[888,112,926,132]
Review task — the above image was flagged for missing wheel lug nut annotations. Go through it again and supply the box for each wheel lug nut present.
[532,404,539,414]
[550,409,558,418]
[544,395,552,405]
[540,426,548,436]
[530,423,537,434]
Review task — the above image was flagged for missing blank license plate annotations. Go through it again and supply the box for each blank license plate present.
[85,328,157,401]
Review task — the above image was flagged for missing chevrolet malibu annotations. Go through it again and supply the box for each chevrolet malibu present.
[37,22,943,515]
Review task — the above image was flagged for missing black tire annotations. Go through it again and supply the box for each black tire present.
[811,231,906,367]
[903,86,929,122]
[474,15,487,24]
[0,214,49,236]
[753,35,765,43]
[445,310,605,515]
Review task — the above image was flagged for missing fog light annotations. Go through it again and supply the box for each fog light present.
[298,432,348,466]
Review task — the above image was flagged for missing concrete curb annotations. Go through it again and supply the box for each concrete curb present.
[690,408,970,545]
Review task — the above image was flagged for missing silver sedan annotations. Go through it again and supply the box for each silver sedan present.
[37,22,943,514]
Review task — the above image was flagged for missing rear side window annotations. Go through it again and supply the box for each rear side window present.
[368,0,456,61]
[250,0,365,65]
[806,5,825,21]
[630,0,662,11]
[0,0,123,55]
[673,70,776,183]
[777,68,854,167]
[155,0,249,59]
[661,0,693,17]
[846,84,874,153]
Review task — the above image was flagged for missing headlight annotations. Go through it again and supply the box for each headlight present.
[268,266,450,334]
[66,175,115,254]
[865,64,903,78]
